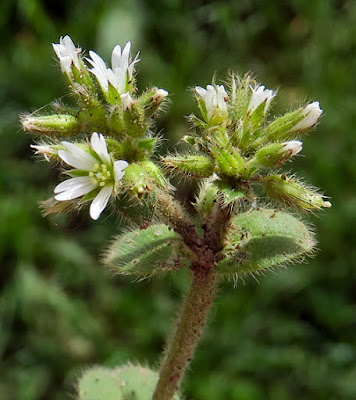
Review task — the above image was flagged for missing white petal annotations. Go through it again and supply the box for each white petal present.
[111,45,122,70]
[89,185,113,220]
[195,86,206,98]
[90,132,111,164]
[54,178,95,201]
[59,142,98,170]
[114,160,129,182]
[54,176,93,193]
[87,51,107,74]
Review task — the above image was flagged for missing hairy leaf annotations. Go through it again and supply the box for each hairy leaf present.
[217,209,315,274]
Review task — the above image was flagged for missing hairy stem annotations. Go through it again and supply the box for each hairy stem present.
[152,267,219,400]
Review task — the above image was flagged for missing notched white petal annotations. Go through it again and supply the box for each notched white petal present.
[89,185,113,220]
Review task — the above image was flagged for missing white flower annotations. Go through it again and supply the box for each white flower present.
[291,102,323,131]
[86,41,140,94]
[283,140,303,156]
[54,132,128,220]
[52,35,81,76]
[195,84,228,125]
[248,85,275,116]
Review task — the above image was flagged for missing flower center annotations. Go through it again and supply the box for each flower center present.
[89,163,112,187]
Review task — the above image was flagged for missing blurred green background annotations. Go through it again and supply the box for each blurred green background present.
[1,1,355,399]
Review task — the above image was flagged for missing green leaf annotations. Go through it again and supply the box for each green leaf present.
[104,224,191,275]
[217,209,315,275]
[78,365,181,400]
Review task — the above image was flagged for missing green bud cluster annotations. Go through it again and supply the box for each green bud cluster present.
[163,73,330,213]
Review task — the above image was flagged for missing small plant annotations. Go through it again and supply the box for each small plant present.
[22,36,331,400]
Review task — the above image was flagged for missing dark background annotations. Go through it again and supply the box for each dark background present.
[1,1,355,399]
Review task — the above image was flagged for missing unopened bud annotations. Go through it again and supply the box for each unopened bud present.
[195,84,229,126]
[162,154,214,178]
[211,147,244,178]
[140,160,170,188]
[247,85,275,117]
[122,163,152,198]
[265,102,323,142]
[290,102,322,132]
[22,114,79,136]
[255,141,302,167]
[139,87,169,118]
[263,175,332,211]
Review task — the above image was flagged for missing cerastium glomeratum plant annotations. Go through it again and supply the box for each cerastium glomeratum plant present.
[22,36,331,400]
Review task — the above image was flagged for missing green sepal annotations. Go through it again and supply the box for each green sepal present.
[215,181,246,205]
[255,143,292,167]
[212,147,244,178]
[136,137,157,158]
[216,209,315,274]
[123,102,149,138]
[104,224,191,275]
[115,192,157,227]
[81,188,100,203]
[163,154,214,178]
[67,169,90,177]
[71,60,95,90]
[262,108,306,142]
[122,163,153,198]
[78,365,181,400]
[194,180,220,219]
[261,174,332,211]
[140,160,169,187]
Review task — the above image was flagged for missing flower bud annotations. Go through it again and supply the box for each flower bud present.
[247,85,275,117]
[140,160,170,188]
[138,87,169,118]
[195,84,229,126]
[194,180,220,219]
[53,36,93,88]
[122,163,152,198]
[255,141,303,167]
[264,102,323,142]
[290,102,322,132]
[22,114,80,136]
[211,147,245,178]
[162,154,214,178]
[262,174,332,211]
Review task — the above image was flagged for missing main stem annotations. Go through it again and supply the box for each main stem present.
[152,267,218,400]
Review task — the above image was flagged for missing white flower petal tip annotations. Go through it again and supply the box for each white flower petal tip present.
[54,132,129,220]
[152,89,169,104]
[248,85,276,115]
[121,92,135,110]
[87,41,140,95]
[292,102,323,131]
[284,140,303,156]
[195,84,229,125]
[89,185,113,220]
[52,35,81,75]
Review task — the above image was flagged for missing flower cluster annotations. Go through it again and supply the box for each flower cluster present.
[86,41,140,96]
[164,74,330,211]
